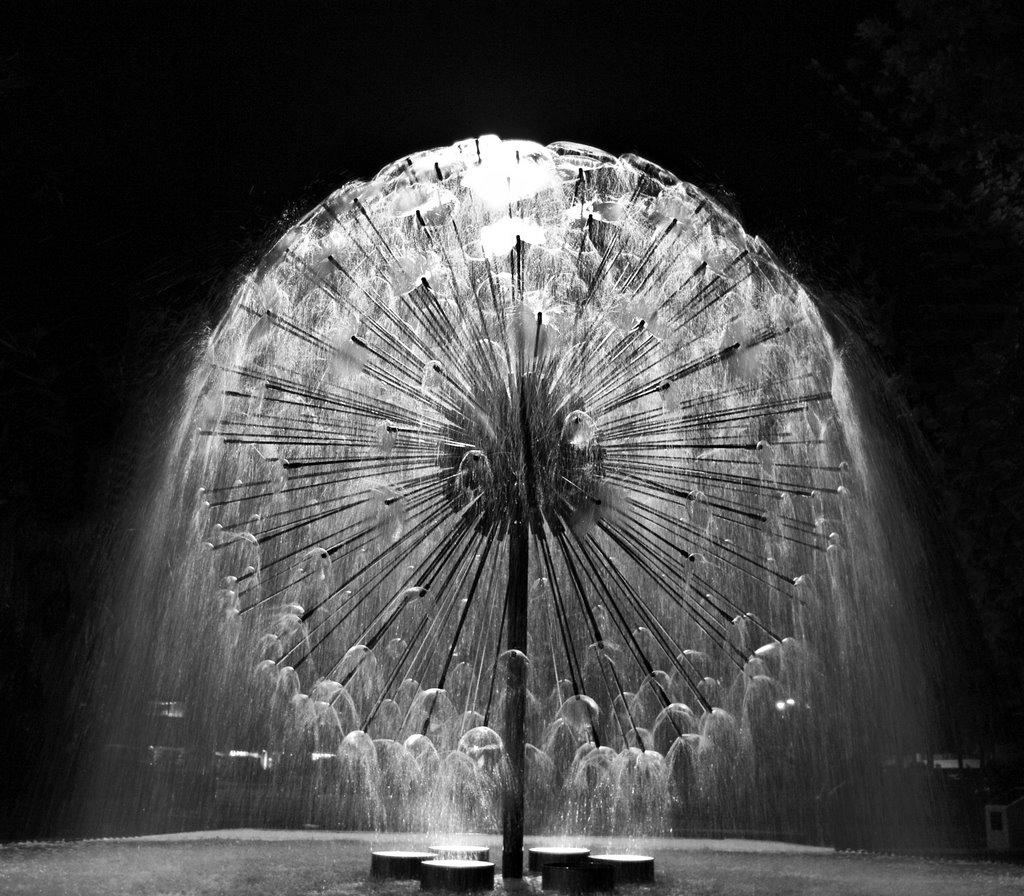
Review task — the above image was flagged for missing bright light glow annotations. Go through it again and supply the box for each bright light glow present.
[462,139,555,206]
[478,216,546,256]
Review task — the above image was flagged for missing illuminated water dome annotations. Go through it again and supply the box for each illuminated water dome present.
[110,136,928,869]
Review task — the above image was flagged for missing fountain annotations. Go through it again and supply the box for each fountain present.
[370,849,438,880]
[82,135,937,874]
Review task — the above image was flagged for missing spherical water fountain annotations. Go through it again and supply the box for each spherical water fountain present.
[90,135,936,872]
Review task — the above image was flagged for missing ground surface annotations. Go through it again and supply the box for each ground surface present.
[1,831,1022,895]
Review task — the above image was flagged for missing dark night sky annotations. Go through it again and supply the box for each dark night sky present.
[5,2,888,508]
[9,2,882,294]
[4,1,1023,837]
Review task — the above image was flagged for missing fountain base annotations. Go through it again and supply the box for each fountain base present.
[370,850,437,880]
[428,844,490,862]
[590,855,655,884]
[528,847,591,873]
[542,862,615,893]
[421,859,495,891]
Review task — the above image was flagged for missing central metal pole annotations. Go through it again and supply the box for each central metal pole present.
[502,374,532,878]
[501,516,528,877]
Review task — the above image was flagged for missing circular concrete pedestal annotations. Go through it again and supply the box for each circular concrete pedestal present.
[542,862,615,893]
[528,847,592,873]
[370,850,437,880]
[420,859,495,891]
[590,855,655,884]
[428,844,491,861]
